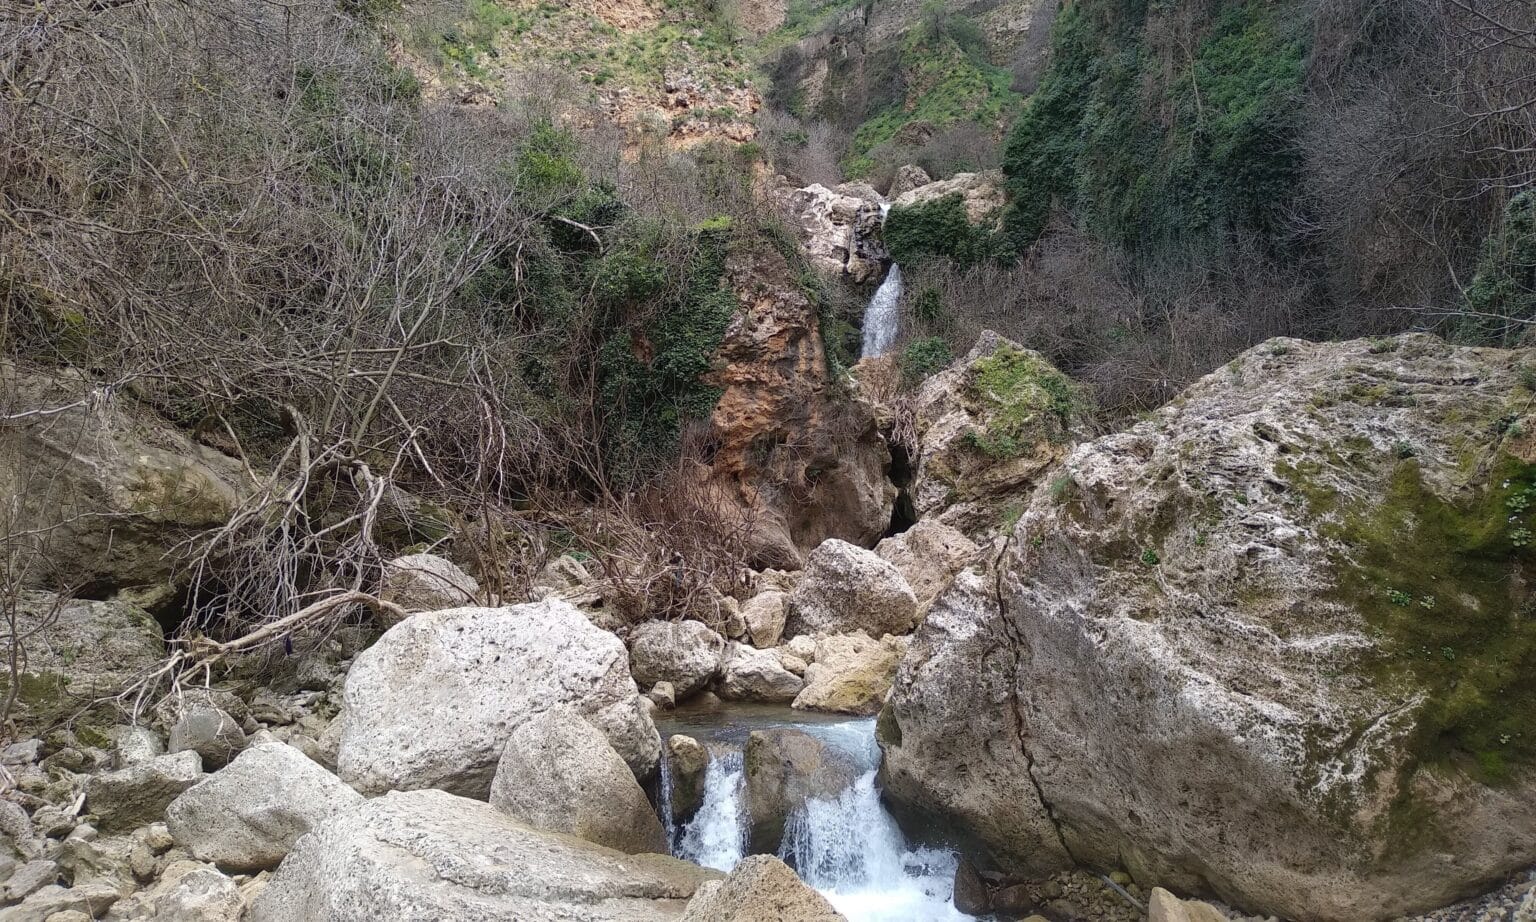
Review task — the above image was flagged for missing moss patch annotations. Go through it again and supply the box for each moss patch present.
[961,345,1082,459]
[1297,456,1536,785]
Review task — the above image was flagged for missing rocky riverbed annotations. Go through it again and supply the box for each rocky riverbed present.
[2,334,1534,922]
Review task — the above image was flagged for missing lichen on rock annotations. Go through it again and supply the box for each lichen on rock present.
[883,334,1536,921]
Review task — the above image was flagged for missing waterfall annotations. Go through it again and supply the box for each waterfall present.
[675,748,747,872]
[780,771,966,922]
[860,265,904,360]
[861,202,902,360]
[660,711,966,921]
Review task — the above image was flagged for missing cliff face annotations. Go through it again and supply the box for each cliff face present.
[762,0,1057,178]
[703,241,895,568]
[882,334,1536,921]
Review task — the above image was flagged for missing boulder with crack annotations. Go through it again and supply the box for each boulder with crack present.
[882,335,1536,921]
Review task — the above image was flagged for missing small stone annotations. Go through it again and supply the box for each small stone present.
[647,677,678,709]
[993,884,1038,914]
[777,654,808,676]
[2,859,58,902]
[1,740,41,762]
[63,824,95,843]
[39,749,84,773]
[953,859,990,914]
[111,727,162,768]
[168,706,247,770]
[143,823,174,853]
[128,844,157,883]
[784,636,816,661]
[29,808,77,840]
[1110,870,1133,886]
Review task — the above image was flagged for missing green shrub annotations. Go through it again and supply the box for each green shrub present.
[1461,192,1536,345]
[1002,0,1307,254]
[900,336,953,386]
[884,194,1005,266]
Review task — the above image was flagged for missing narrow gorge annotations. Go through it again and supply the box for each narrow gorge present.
[1,1,1534,921]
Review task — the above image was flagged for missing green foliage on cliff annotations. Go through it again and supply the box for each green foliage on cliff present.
[1461,193,1536,345]
[840,6,1022,178]
[1002,0,1307,253]
[884,194,1006,266]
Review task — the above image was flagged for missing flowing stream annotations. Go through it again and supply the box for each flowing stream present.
[861,203,903,360]
[658,704,967,921]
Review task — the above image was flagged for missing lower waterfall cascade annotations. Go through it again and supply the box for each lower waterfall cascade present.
[661,709,966,922]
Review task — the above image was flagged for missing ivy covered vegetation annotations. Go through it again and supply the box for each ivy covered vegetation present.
[877,0,1534,413]
[1003,0,1306,253]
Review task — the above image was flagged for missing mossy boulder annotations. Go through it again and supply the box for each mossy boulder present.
[883,334,1536,921]
[0,365,244,601]
[909,331,1085,537]
[2,591,165,731]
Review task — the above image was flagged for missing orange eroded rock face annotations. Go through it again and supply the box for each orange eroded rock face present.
[700,244,894,568]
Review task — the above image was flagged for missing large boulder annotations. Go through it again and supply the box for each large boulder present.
[784,539,917,638]
[909,332,1083,537]
[247,789,719,922]
[628,620,726,699]
[772,183,886,283]
[792,633,906,716]
[881,336,1536,921]
[874,520,979,611]
[700,240,896,569]
[166,742,364,872]
[0,366,242,601]
[717,643,803,703]
[337,600,659,797]
[85,750,202,832]
[743,729,860,854]
[489,708,667,855]
[0,593,163,730]
[680,855,845,922]
[889,171,1006,225]
[378,553,479,623]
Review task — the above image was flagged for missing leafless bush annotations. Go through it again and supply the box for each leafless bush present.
[756,109,846,187]
[1298,0,1536,315]
[900,219,1328,421]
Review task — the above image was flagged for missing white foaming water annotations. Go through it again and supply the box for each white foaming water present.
[781,770,967,922]
[860,264,904,360]
[663,711,964,922]
[861,201,902,360]
[676,749,746,872]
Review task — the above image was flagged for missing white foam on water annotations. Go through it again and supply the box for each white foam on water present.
[782,770,968,922]
[675,748,747,872]
[860,264,904,360]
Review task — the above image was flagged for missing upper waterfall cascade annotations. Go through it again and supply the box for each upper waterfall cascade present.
[861,202,902,360]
